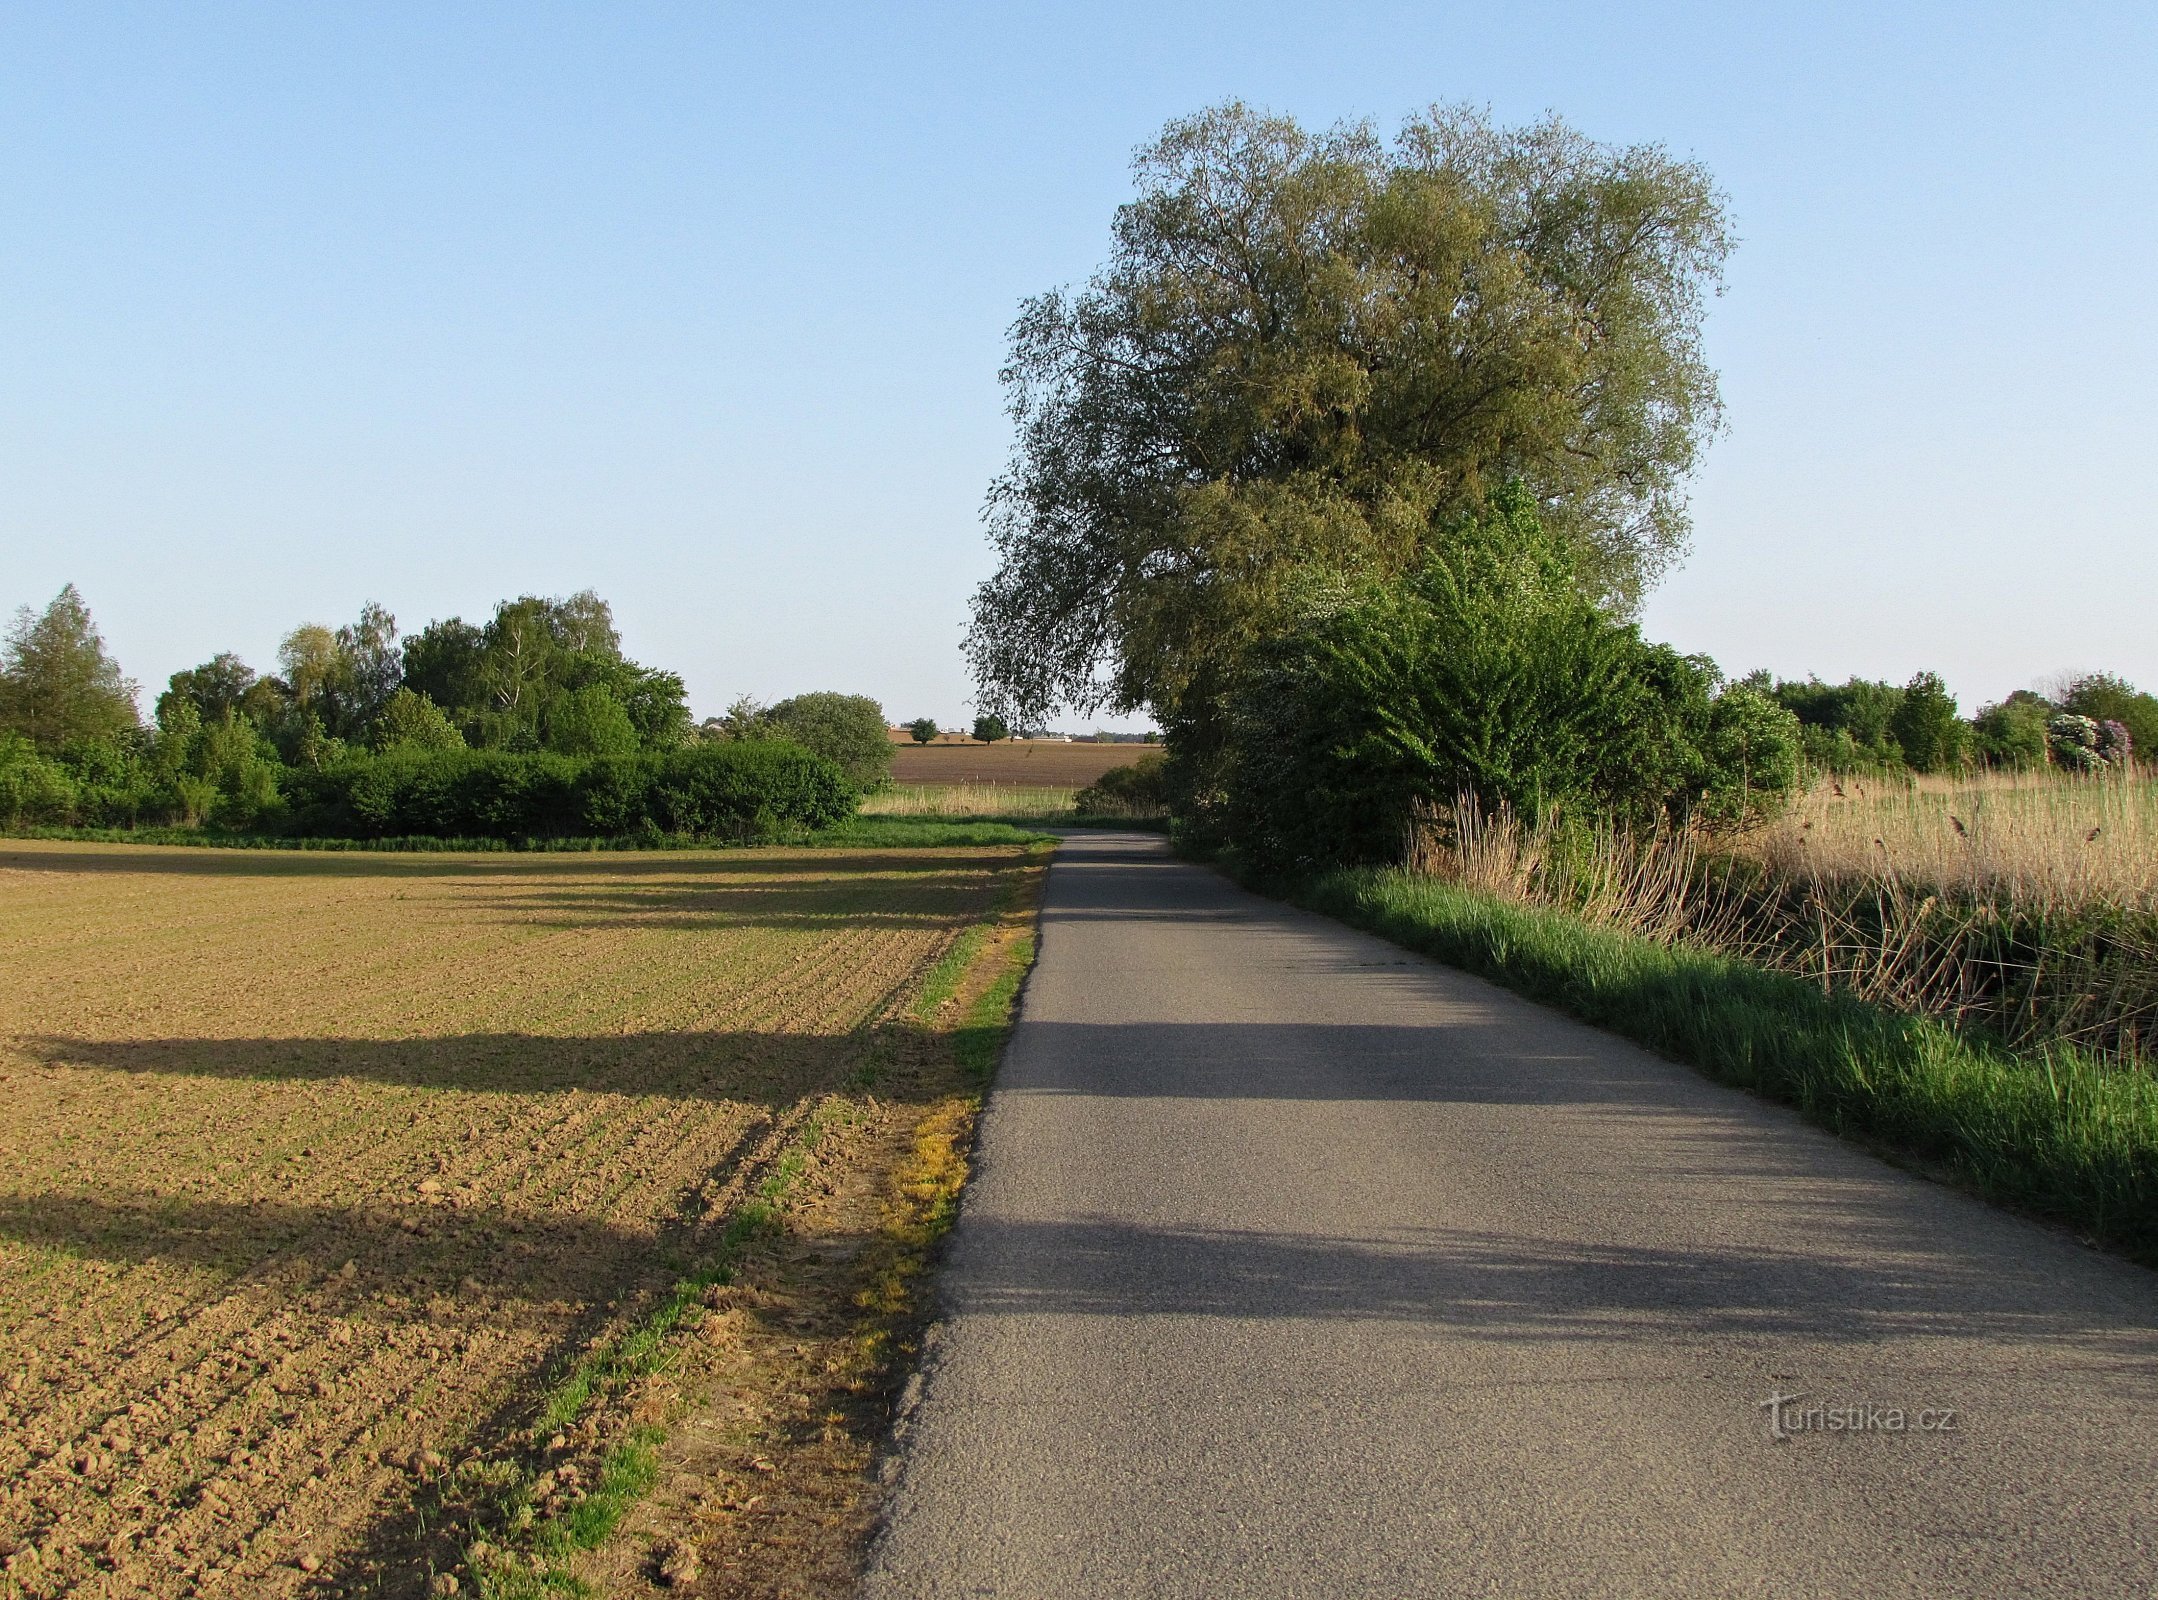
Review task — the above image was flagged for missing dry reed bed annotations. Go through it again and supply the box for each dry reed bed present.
[861,783,1080,818]
[1756,771,2158,912]
[1422,772,2158,1062]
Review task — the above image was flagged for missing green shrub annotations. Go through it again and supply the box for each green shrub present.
[1972,696,2052,770]
[642,741,855,836]
[544,685,639,758]
[763,693,893,786]
[1216,486,1794,870]
[55,736,158,827]
[1700,687,1804,826]
[371,688,466,754]
[286,741,853,841]
[0,735,79,825]
[1074,752,1170,815]
[1888,671,1967,773]
[1770,677,1907,773]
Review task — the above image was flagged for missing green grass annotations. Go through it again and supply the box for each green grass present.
[1280,864,2158,1263]
[807,817,1059,847]
[463,880,1045,1598]
[457,1096,859,1600]
[954,929,1035,1085]
[911,924,994,1021]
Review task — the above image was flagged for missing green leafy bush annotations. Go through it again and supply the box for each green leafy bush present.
[1216,487,1796,870]
[1887,671,1967,773]
[1700,686,1804,825]
[544,685,639,758]
[1074,752,1170,816]
[762,693,893,786]
[1972,695,2052,770]
[285,741,854,841]
[371,688,467,754]
[0,735,79,825]
[1769,677,1907,773]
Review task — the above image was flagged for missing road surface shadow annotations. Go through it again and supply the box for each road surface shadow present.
[938,1214,2158,1350]
[995,1019,1702,1105]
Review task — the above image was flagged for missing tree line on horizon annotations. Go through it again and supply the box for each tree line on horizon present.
[0,584,895,832]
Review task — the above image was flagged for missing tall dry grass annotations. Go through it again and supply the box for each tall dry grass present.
[862,780,1170,821]
[1409,773,2158,1063]
[1752,769,2158,913]
[861,782,1082,818]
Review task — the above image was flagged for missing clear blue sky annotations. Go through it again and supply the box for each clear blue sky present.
[5,2,2153,728]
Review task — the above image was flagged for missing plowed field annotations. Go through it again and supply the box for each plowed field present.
[0,840,1038,1598]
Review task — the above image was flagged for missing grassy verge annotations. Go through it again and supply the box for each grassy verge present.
[807,818,1058,848]
[457,1110,837,1599]
[1280,865,2158,1263]
[853,918,1038,1388]
[453,865,1044,1597]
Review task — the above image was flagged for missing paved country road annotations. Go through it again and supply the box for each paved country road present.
[861,832,2158,1598]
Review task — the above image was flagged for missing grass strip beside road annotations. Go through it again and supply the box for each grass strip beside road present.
[467,868,1045,1598]
[1283,865,2158,1265]
[466,1114,830,1599]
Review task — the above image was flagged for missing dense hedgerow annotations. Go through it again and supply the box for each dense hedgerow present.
[1210,487,1803,871]
[282,741,855,841]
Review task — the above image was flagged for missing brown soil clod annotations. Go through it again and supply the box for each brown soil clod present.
[654,1537,702,1587]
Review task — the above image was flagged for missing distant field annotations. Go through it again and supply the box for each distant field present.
[0,839,1040,1597]
[889,742,1150,786]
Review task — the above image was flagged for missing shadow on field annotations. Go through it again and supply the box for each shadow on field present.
[0,1185,700,1308]
[460,871,1010,933]
[25,1017,1660,1106]
[23,1030,879,1101]
[940,1214,2158,1352]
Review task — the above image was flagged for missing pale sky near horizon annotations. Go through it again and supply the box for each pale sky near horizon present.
[4,2,2152,729]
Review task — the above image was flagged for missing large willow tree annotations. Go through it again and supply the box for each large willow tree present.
[968,102,1733,731]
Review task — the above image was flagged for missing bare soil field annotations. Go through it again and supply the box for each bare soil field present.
[0,839,1042,1599]
[887,742,1149,786]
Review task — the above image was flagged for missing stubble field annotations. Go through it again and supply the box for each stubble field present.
[0,839,1041,1598]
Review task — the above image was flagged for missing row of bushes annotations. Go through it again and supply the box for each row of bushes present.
[2,737,857,843]
[286,742,855,841]
[0,727,281,833]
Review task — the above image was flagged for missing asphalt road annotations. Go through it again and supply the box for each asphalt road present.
[860,832,2158,1598]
